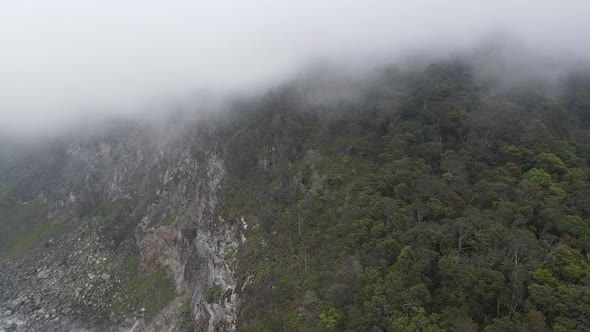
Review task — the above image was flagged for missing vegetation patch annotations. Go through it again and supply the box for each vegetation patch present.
[204,285,222,303]
[179,300,196,331]
[114,265,177,320]
[0,188,72,261]
[88,196,154,248]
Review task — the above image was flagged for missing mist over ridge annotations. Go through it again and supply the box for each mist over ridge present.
[4,2,590,331]
[1,1,589,137]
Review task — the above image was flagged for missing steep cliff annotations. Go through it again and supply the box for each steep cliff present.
[0,118,246,331]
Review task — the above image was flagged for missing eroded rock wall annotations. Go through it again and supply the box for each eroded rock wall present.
[0,119,244,331]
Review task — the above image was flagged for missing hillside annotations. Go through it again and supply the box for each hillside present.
[2,61,590,331]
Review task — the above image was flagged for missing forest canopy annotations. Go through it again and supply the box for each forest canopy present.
[220,61,590,331]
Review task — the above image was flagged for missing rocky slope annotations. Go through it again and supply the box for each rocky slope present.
[0,118,247,331]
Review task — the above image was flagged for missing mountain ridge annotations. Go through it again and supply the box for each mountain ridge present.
[2,60,590,331]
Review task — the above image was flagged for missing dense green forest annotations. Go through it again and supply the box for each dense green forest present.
[219,62,590,331]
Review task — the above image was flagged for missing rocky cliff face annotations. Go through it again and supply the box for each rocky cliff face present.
[0,118,246,331]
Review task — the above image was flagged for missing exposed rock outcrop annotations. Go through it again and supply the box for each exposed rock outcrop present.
[0,119,245,331]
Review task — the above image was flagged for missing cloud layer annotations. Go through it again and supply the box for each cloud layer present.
[1,0,589,136]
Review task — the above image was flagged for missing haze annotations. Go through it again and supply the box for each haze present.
[1,0,589,137]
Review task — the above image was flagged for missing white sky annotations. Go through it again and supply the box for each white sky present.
[0,0,589,136]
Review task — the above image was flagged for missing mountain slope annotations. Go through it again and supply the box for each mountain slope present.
[2,61,590,331]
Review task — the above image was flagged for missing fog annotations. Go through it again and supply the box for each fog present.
[1,0,589,137]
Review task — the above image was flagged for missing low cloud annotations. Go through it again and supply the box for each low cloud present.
[1,0,589,136]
